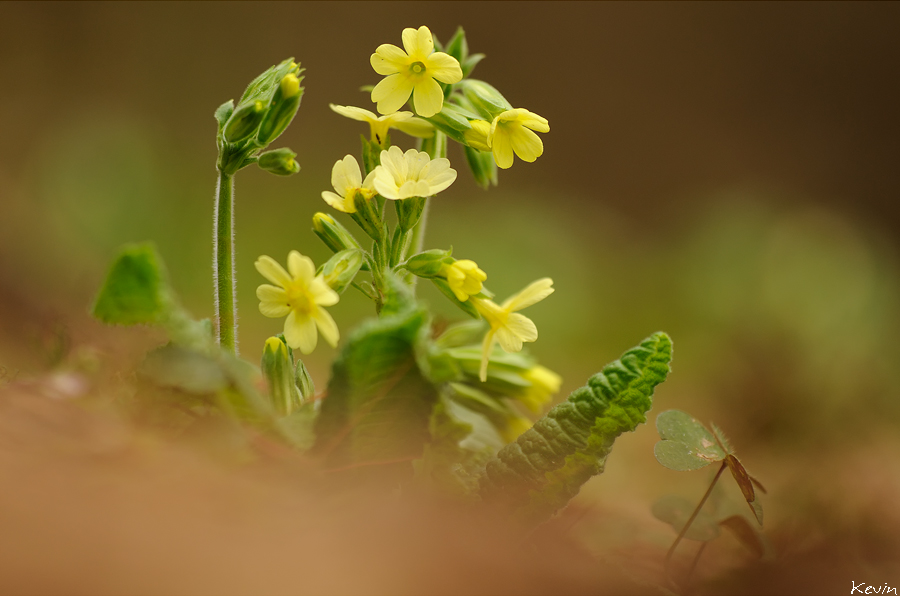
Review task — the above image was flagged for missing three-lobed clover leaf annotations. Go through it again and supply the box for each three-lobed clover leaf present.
[654,409,766,526]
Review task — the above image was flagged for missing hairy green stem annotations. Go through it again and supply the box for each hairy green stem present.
[213,170,237,353]
[406,131,446,287]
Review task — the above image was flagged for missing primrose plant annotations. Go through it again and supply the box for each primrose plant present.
[91,25,675,528]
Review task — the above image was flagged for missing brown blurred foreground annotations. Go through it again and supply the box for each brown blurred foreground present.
[2,369,899,596]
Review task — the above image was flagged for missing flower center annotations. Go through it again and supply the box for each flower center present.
[286,282,314,315]
[410,61,426,75]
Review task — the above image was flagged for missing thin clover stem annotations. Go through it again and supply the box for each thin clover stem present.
[684,541,708,591]
[666,460,727,562]
[213,170,237,353]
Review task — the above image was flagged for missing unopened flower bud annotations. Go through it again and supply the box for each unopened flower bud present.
[440,259,487,302]
[224,99,267,143]
[464,143,497,189]
[312,212,362,254]
[405,249,452,278]
[257,147,300,176]
[461,79,513,121]
[261,336,302,416]
[294,358,315,402]
[395,196,426,232]
[351,191,384,240]
[257,73,305,144]
[321,248,363,294]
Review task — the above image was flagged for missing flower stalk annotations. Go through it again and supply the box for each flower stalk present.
[214,170,237,352]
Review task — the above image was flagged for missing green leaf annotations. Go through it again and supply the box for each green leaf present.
[313,299,438,474]
[653,410,727,471]
[92,243,170,325]
[479,332,673,525]
[652,494,721,542]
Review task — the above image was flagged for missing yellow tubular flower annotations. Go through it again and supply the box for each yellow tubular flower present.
[321,155,377,213]
[329,104,434,144]
[441,259,487,302]
[471,278,555,382]
[370,26,463,117]
[488,109,550,169]
[373,145,457,200]
[520,365,562,413]
[463,119,492,152]
[255,251,340,354]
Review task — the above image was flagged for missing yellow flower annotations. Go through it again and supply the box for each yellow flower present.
[520,365,562,413]
[255,251,340,354]
[321,155,377,214]
[463,119,492,152]
[370,25,463,117]
[373,146,457,200]
[329,104,434,144]
[471,278,554,382]
[440,259,487,302]
[488,109,550,169]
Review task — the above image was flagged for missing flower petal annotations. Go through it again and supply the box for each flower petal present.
[496,325,524,353]
[313,307,340,348]
[403,26,433,60]
[502,278,554,311]
[255,255,292,287]
[480,330,496,382]
[372,74,415,115]
[256,285,290,318]
[517,109,550,133]
[287,251,315,281]
[412,76,444,118]
[332,155,362,194]
[309,276,339,306]
[509,126,544,163]
[506,313,538,343]
[425,52,463,84]
[284,310,317,354]
[393,117,435,139]
[322,190,355,213]
[329,104,375,123]
[371,44,407,75]
[490,128,515,169]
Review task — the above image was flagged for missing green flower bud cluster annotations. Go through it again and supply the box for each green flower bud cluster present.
[261,335,314,416]
[215,58,305,176]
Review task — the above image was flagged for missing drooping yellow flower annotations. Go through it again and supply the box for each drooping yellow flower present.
[488,109,550,169]
[441,259,487,302]
[255,251,339,354]
[321,155,377,214]
[373,146,457,200]
[471,278,554,381]
[463,119,492,152]
[370,26,463,117]
[329,104,434,144]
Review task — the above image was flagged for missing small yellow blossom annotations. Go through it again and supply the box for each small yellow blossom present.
[471,278,554,381]
[329,104,434,144]
[488,109,550,169]
[520,365,562,413]
[373,146,457,200]
[255,251,339,354]
[370,26,463,117]
[463,119,492,152]
[321,155,377,213]
[501,416,534,443]
[441,259,487,302]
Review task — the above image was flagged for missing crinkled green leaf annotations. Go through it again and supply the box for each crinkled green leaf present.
[313,288,437,472]
[480,332,673,525]
[92,243,170,325]
[654,410,727,471]
[652,494,721,542]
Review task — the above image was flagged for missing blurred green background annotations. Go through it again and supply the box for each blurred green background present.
[2,1,900,502]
